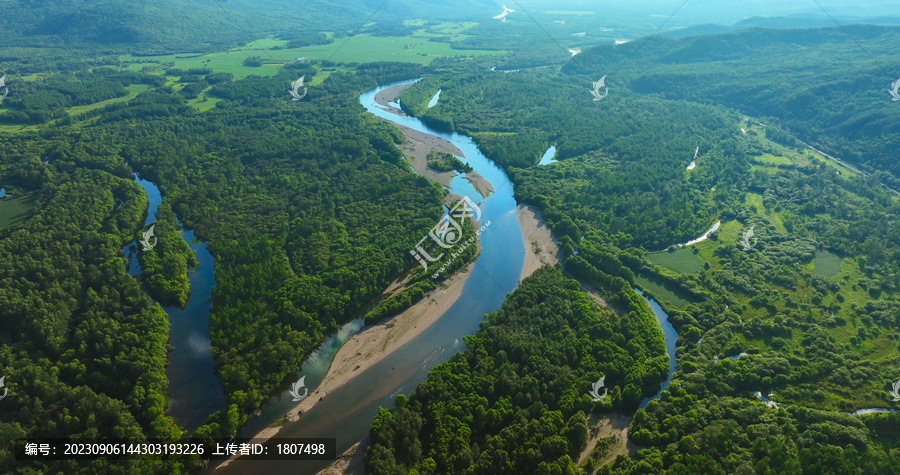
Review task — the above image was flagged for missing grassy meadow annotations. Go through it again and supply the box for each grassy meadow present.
[121,32,502,78]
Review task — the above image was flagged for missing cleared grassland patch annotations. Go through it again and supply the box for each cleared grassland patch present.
[288,35,500,63]
[0,193,37,229]
[306,68,349,86]
[744,192,786,233]
[749,165,779,175]
[187,92,221,112]
[429,21,479,33]
[752,153,792,166]
[18,74,48,81]
[121,35,502,76]
[413,20,479,38]
[68,84,151,117]
[693,220,741,269]
[813,250,842,278]
[646,247,704,273]
[0,121,38,134]
[634,273,692,308]
[860,335,898,363]
[752,124,850,174]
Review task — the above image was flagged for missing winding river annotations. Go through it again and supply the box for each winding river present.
[221,79,678,474]
[224,78,526,474]
[636,289,678,409]
[125,171,224,430]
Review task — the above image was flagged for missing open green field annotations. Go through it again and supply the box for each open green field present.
[635,273,693,308]
[692,220,741,270]
[749,164,779,175]
[812,250,842,278]
[743,119,852,175]
[68,84,151,117]
[646,247,705,273]
[744,192,786,233]
[187,92,221,112]
[0,193,37,229]
[121,34,502,77]
[0,123,30,133]
[752,152,796,166]
[1,84,152,132]
[18,74,48,81]
[408,20,479,40]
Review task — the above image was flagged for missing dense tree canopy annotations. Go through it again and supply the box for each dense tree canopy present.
[389,24,900,473]
[365,266,667,474]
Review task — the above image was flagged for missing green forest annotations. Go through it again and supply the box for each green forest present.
[366,266,668,474]
[137,201,199,308]
[0,56,453,471]
[380,22,899,474]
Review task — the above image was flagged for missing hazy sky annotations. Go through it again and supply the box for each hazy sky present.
[516,0,900,24]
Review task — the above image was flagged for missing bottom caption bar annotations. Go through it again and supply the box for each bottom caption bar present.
[14,438,336,461]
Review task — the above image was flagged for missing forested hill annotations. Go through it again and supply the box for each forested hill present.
[566,25,900,186]
[0,0,495,52]
[665,15,900,38]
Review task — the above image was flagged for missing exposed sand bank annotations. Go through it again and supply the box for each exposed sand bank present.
[517,204,561,281]
[464,171,494,198]
[395,122,462,187]
[216,256,478,470]
[377,83,492,198]
[313,205,560,474]
[373,83,412,117]
[318,436,370,475]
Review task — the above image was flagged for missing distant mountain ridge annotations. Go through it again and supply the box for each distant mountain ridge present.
[570,23,900,184]
[665,14,900,38]
[0,0,496,52]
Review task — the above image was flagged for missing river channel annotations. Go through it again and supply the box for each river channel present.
[221,79,677,474]
[125,171,225,430]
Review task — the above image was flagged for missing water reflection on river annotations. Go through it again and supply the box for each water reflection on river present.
[125,171,224,430]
